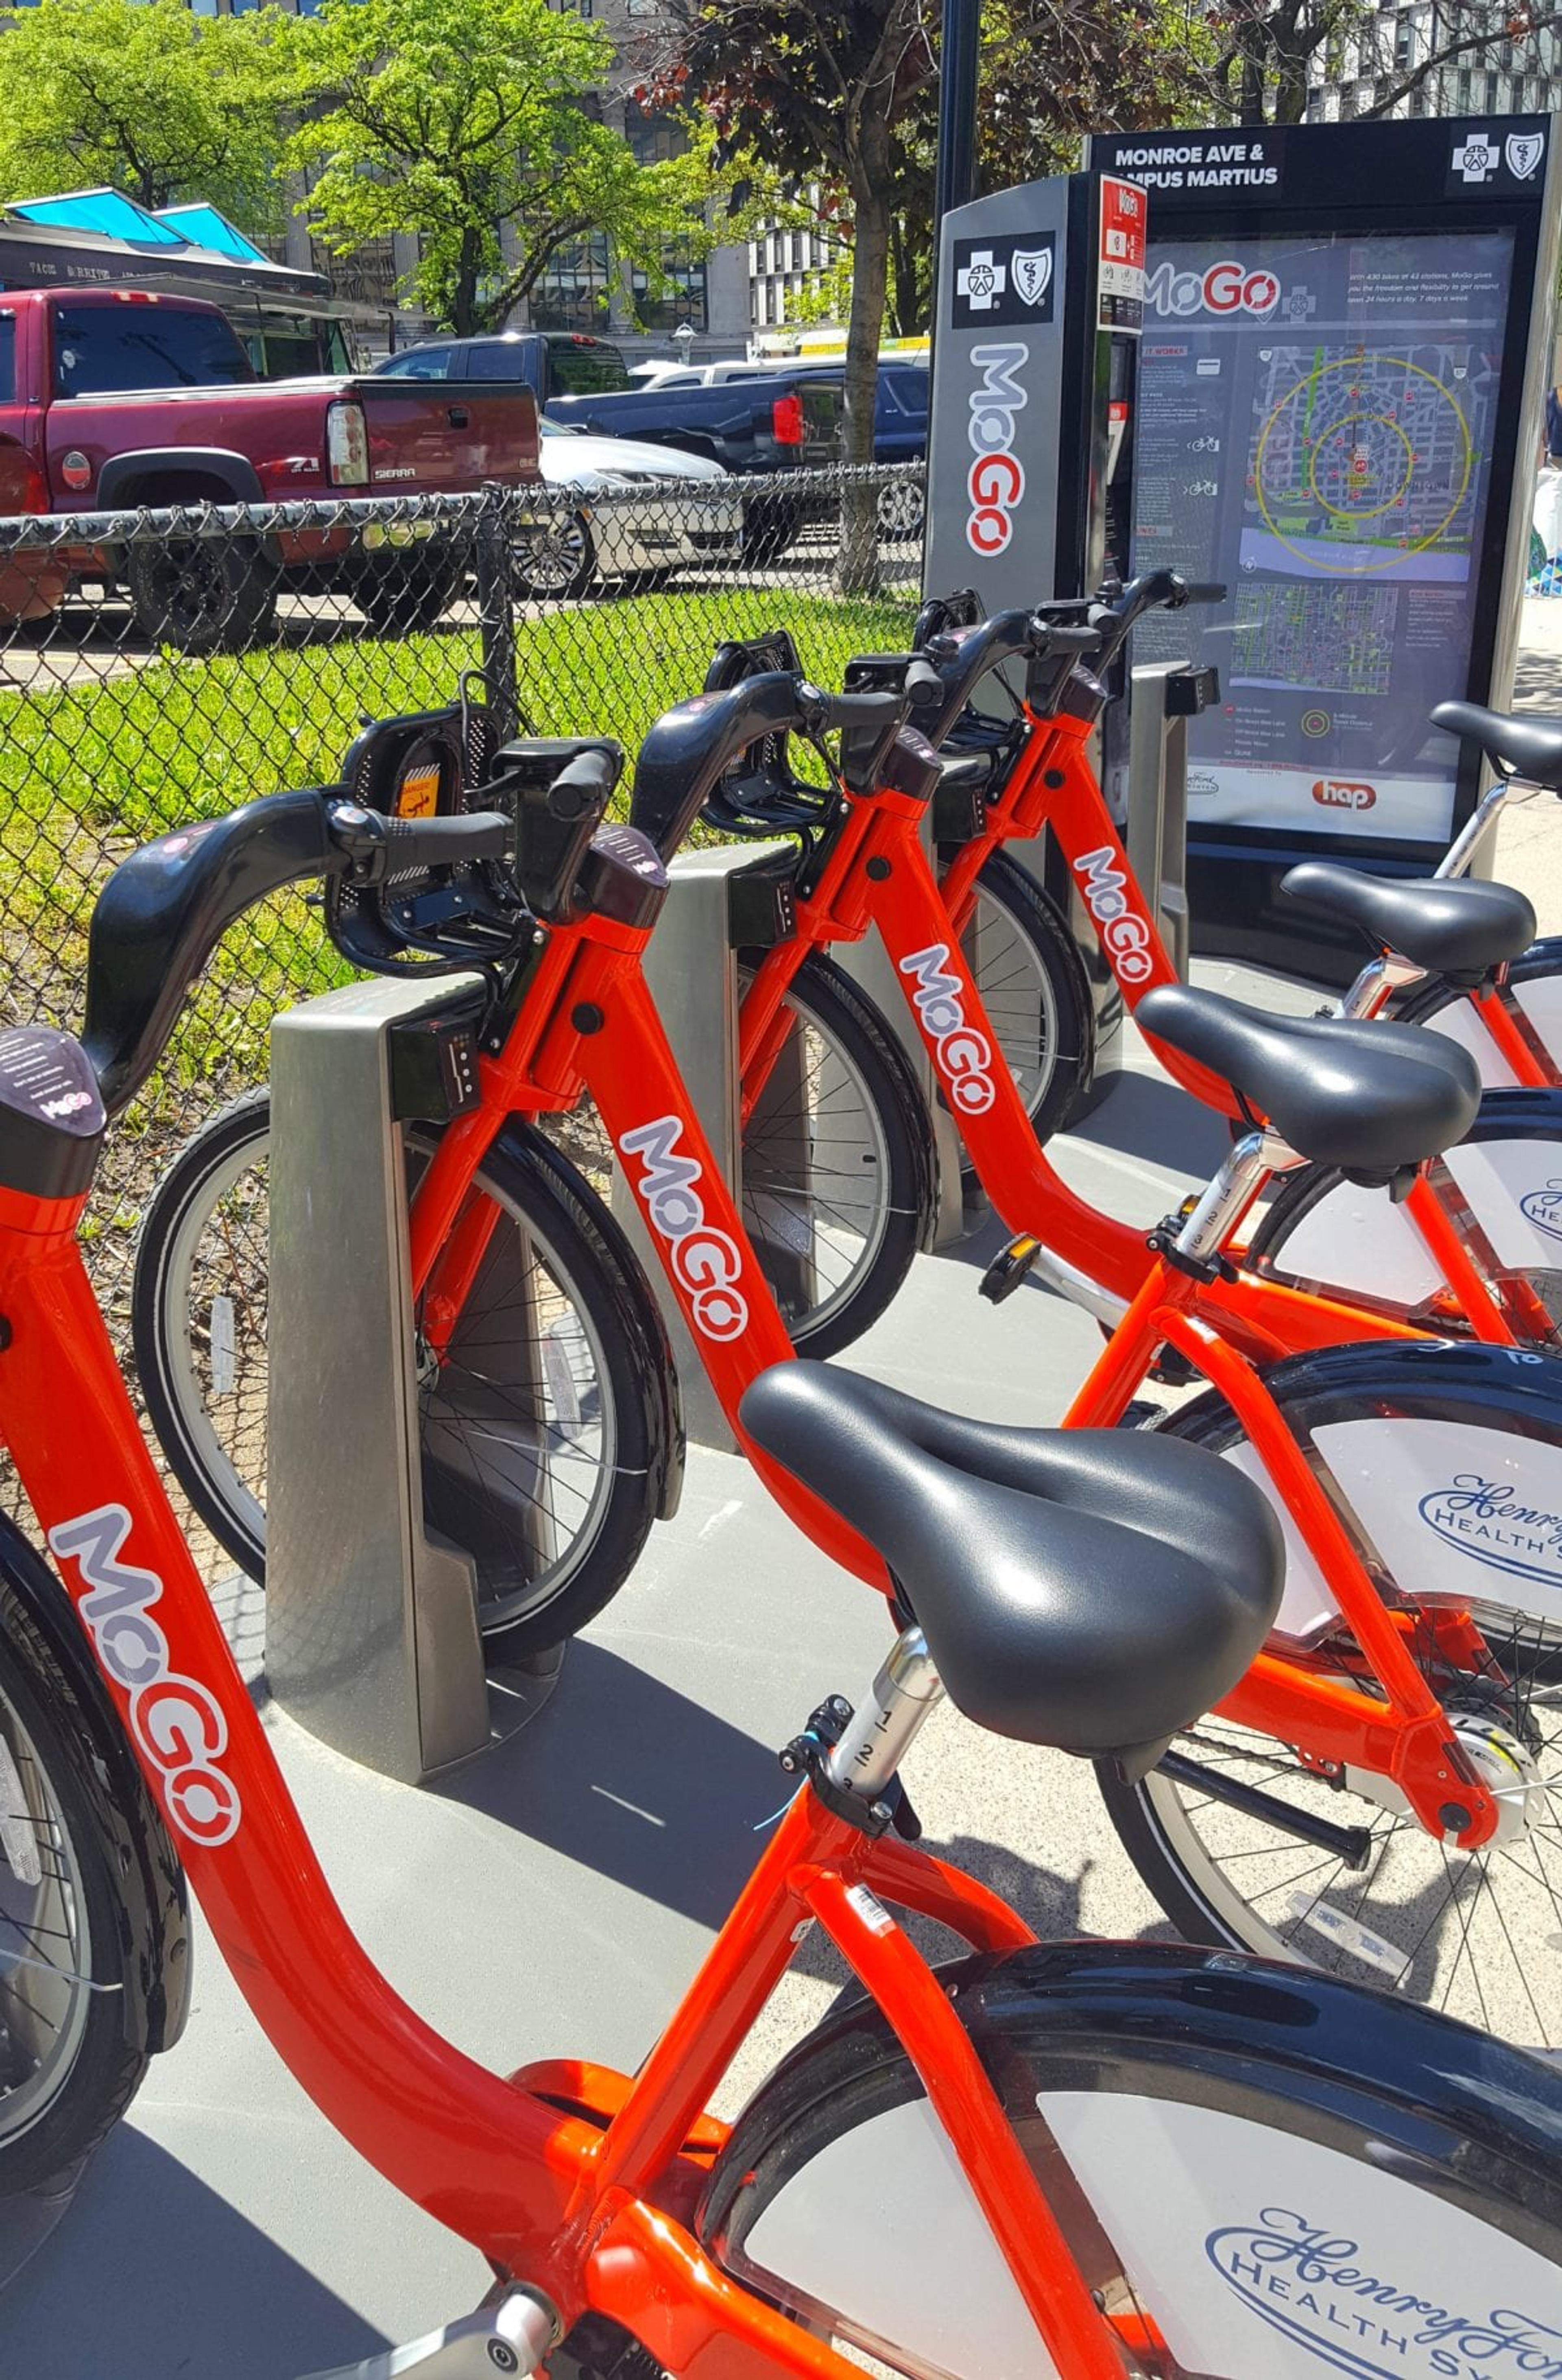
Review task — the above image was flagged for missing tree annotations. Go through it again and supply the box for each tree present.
[286,0,720,339]
[1200,0,1562,125]
[0,0,290,231]
[653,0,937,587]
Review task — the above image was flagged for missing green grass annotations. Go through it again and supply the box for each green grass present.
[0,584,920,1107]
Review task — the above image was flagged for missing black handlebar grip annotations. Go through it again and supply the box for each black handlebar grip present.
[383,810,512,867]
[1178,581,1227,606]
[904,658,945,706]
[1040,624,1103,655]
[545,749,617,819]
[820,686,909,732]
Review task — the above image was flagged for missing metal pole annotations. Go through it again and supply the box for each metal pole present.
[931,0,981,321]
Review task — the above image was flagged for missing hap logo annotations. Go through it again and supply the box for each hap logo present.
[48,1504,242,1848]
[1418,1473,1562,1592]
[1146,259,1281,318]
[618,1115,749,1342]
[1521,1181,1562,1243]
[965,343,1028,557]
[1074,847,1153,983]
[1312,779,1377,812]
[897,945,997,1114]
[1206,2206,1558,2380]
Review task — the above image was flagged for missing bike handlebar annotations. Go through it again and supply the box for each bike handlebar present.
[325,801,513,883]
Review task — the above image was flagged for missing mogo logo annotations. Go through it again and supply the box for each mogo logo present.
[619,1116,749,1341]
[1074,848,1153,983]
[966,343,1027,557]
[1146,258,1281,317]
[898,945,997,1114]
[1417,1474,1562,1592]
[48,1504,242,1847]
[1206,2206,1561,2380]
[1313,780,1377,812]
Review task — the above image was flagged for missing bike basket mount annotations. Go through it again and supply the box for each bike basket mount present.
[324,704,529,976]
[697,630,840,842]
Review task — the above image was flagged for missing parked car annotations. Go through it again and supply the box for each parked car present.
[0,288,539,648]
[514,420,744,599]
[542,372,841,561]
[375,331,631,407]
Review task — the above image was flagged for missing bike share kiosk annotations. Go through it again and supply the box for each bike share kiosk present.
[1088,114,1562,984]
[923,169,1193,1038]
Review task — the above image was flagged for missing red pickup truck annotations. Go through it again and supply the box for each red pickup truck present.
[0,288,539,650]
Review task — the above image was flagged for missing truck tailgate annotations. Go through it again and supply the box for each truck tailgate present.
[354,378,540,492]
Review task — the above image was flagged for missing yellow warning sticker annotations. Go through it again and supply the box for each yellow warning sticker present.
[396,764,440,820]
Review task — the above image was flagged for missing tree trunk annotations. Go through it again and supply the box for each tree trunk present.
[837,183,889,597]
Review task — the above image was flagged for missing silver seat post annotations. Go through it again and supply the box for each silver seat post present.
[1335,949,1427,1022]
[1436,775,1514,881]
[1172,1127,1301,1268]
[827,1629,944,1803]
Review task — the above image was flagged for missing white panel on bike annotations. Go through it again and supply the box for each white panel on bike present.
[1514,972,1562,1072]
[1443,1135,1562,1271]
[1419,994,1520,1089]
[1040,2091,1561,2380]
[1257,1177,1443,1309]
[738,2093,1061,2380]
[1313,1410,1562,1629]
[1218,1437,1343,1640]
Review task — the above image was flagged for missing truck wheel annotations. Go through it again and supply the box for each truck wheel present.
[353,559,460,635]
[513,512,596,601]
[742,498,801,566]
[124,537,277,656]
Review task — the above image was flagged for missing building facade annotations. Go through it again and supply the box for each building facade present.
[1303,1,1562,121]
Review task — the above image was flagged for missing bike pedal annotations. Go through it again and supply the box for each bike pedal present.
[297,2287,558,2379]
[980,1234,1041,1304]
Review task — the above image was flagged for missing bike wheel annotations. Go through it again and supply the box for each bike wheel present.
[738,953,937,1359]
[0,1541,170,2191]
[945,851,1094,1165]
[695,1943,1562,2380]
[132,1094,674,1657]
[1100,1367,1562,2048]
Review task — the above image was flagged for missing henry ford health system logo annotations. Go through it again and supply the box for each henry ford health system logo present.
[1418,1472,1562,1592]
[1207,2207,1561,2380]
[898,945,997,1114]
[965,343,1027,557]
[619,1114,749,1341]
[1521,1180,1562,1243]
[48,1503,242,1846]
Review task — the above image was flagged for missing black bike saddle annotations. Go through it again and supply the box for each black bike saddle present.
[1432,700,1562,791]
[740,1363,1283,1775]
[1138,984,1481,1173]
[1282,862,1535,981]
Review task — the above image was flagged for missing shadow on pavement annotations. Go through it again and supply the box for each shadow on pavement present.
[1514,635,1562,713]
[0,2125,387,2378]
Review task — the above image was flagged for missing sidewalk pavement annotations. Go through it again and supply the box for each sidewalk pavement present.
[1499,593,1562,929]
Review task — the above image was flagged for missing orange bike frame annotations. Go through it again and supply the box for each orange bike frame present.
[399,873,1502,1849]
[0,1177,1135,2380]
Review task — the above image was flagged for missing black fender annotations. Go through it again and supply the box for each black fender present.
[96,449,265,512]
[1165,1331,1562,1447]
[81,789,332,1118]
[487,1116,685,1522]
[1512,933,1562,985]
[702,1940,1562,2266]
[0,1509,191,2056]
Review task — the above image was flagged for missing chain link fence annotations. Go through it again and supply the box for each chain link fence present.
[0,463,925,1512]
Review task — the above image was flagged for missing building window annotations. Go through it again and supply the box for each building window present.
[532,232,610,332]
[632,234,707,332]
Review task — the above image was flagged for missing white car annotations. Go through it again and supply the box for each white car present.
[514,421,744,598]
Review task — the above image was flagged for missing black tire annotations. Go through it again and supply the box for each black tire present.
[123,535,277,655]
[352,558,460,635]
[697,1942,1562,2378]
[0,1531,178,2192]
[512,512,596,601]
[741,499,801,566]
[131,1095,677,1657]
[941,851,1094,1180]
[1098,1363,1562,2046]
[738,952,937,1358]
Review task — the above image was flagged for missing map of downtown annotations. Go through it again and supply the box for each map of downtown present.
[1130,229,1514,842]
